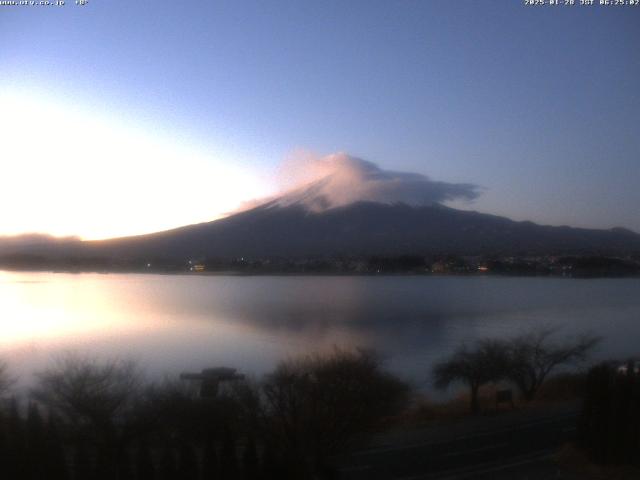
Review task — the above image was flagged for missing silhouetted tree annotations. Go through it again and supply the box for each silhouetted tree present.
[159,445,177,480]
[44,414,69,480]
[433,339,510,414]
[26,402,47,479]
[262,349,409,475]
[73,443,94,480]
[116,447,134,480]
[578,361,640,466]
[0,427,8,480]
[32,355,141,430]
[0,360,14,397]
[134,379,205,444]
[506,329,599,401]
[6,398,27,479]
[220,427,239,479]
[260,441,283,480]
[242,436,259,480]
[33,356,142,479]
[178,442,199,480]
[136,440,156,480]
[202,439,219,479]
[0,416,7,477]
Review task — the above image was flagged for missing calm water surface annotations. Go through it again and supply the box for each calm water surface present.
[1,271,639,392]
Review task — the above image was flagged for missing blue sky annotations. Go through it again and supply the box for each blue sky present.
[1,0,638,238]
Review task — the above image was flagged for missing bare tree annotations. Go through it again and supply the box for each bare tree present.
[506,328,600,401]
[32,354,141,432]
[262,348,409,475]
[433,339,510,415]
[32,355,143,478]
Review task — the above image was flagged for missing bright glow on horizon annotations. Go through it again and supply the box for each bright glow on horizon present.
[0,271,134,347]
[0,89,269,240]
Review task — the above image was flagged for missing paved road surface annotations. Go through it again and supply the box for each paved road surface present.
[336,405,580,479]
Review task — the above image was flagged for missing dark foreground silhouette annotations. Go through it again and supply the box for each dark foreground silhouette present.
[0,335,637,479]
[0,350,409,480]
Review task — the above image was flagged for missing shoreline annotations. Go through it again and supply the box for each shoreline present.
[1,267,639,279]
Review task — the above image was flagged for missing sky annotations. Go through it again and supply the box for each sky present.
[1,0,638,239]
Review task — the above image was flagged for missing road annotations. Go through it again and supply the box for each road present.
[336,406,580,479]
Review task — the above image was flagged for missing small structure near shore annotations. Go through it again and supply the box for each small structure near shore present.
[180,367,245,398]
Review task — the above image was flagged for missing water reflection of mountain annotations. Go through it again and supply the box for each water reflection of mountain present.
[153,275,640,385]
[3,274,640,391]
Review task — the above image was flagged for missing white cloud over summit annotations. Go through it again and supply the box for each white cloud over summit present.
[243,152,482,212]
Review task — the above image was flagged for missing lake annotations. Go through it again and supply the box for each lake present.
[1,271,639,393]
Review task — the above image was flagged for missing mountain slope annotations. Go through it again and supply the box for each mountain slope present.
[5,152,639,262]
[83,201,640,260]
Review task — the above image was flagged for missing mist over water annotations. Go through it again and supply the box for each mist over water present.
[1,271,639,394]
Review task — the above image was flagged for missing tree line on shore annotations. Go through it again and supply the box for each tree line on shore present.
[2,253,639,276]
